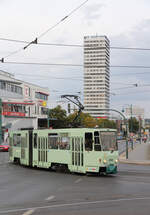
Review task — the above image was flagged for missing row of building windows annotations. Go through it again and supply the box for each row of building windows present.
[84,75,109,79]
[84,54,108,58]
[35,92,48,100]
[84,39,109,44]
[84,66,109,69]
[84,47,109,51]
[84,87,109,90]
[84,72,109,77]
[0,81,23,95]
[84,48,109,54]
[84,62,109,66]
[84,93,109,96]
[84,80,109,84]
[84,85,109,88]
[84,51,110,57]
[84,90,108,93]
[84,98,109,101]
[84,79,109,83]
[3,103,26,113]
[85,102,109,105]
[84,59,109,63]
[84,50,109,54]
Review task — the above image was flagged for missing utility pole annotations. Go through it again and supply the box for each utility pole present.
[0,98,2,145]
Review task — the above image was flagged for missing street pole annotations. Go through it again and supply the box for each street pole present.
[126,120,128,159]
[130,104,133,150]
[0,98,2,145]
[139,117,142,144]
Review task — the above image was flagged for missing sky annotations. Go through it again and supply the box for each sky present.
[0,0,150,117]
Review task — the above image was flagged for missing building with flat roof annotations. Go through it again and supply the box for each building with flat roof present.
[0,70,49,140]
[83,35,110,118]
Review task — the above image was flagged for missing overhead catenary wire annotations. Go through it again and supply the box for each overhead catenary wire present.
[2,61,150,69]
[37,0,89,40]
[0,0,89,60]
[2,37,150,50]
[15,73,140,86]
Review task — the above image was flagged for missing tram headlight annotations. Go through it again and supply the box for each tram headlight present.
[103,159,107,164]
[115,159,118,163]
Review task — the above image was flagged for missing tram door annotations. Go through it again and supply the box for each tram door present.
[72,137,84,172]
[38,137,48,167]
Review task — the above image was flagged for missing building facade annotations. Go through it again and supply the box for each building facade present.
[0,70,49,139]
[125,106,144,119]
[83,35,110,118]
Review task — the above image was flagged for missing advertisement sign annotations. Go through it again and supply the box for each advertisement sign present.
[2,112,25,117]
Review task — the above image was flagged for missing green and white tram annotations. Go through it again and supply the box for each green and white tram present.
[9,128,118,174]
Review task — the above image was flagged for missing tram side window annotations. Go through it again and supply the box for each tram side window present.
[85,132,93,151]
[59,137,70,150]
[94,131,101,151]
[34,133,37,148]
[13,134,21,147]
[48,133,58,149]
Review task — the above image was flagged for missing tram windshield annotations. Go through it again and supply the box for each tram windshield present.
[100,132,117,151]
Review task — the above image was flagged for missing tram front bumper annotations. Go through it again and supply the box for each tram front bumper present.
[106,165,117,174]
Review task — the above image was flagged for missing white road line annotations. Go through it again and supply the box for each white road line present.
[75,178,82,183]
[0,162,10,165]
[22,209,35,215]
[1,197,150,214]
[45,195,55,201]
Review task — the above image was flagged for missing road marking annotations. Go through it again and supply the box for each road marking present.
[0,162,9,165]
[1,197,150,214]
[45,195,55,201]
[75,178,82,183]
[22,209,35,215]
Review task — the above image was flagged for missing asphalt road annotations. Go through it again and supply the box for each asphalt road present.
[0,152,150,215]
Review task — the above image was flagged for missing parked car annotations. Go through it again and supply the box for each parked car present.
[0,143,9,152]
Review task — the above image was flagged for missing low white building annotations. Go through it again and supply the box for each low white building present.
[0,70,49,134]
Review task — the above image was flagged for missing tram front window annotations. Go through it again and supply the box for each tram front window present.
[100,132,117,151]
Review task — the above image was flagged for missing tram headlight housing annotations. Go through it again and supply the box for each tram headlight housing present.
[115,159,118,163]
[103,159,107,164]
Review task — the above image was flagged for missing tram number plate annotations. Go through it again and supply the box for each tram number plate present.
[109,159,113,162]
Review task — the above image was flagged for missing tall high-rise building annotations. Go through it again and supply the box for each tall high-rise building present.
[83,35,110,118]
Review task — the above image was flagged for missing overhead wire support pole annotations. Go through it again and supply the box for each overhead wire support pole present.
[100,108,129,159]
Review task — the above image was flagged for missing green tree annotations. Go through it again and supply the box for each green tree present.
[67,112,97,128]
[48,105,67,128]
[128,117,139,133]
[97,119,117,129]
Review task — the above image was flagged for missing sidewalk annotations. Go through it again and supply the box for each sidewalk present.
[119,142,150,165]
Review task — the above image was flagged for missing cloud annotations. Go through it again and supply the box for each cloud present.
[109,19,150,116]
[82,3,104,26]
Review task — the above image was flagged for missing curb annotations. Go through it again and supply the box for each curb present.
[119,159,150,165]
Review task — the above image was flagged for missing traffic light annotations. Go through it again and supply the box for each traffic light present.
[68,103,71,113]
